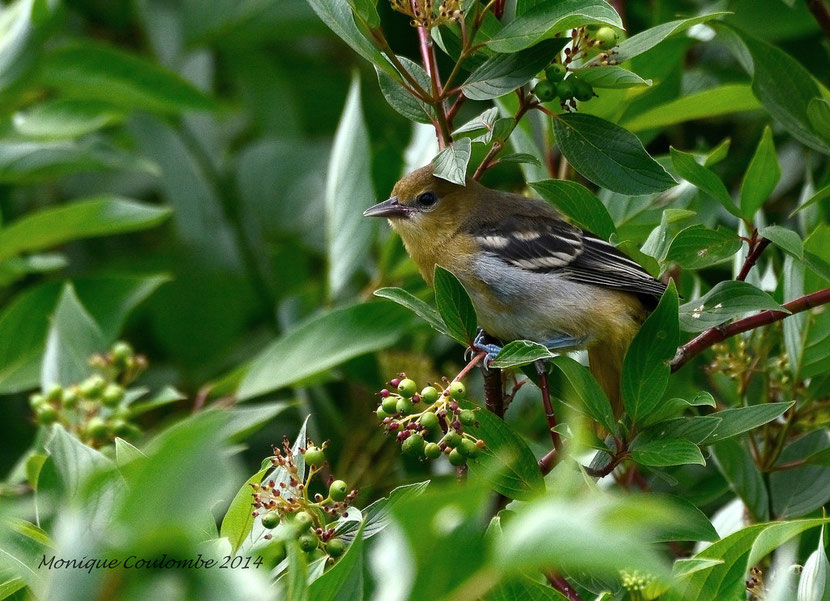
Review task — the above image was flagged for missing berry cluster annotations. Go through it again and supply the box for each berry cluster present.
[29,341,145,447]
[533,25,620,111]
[250,438,354,566]
[619,569,666,600]
[376,374,485,467]
[388,0,462,28]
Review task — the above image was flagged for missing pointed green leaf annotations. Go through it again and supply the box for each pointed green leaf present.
[530,179,616,239]
[670,147,740,217]
[740,126,780,218]
[432,138,472,186]
[433,266,478,344]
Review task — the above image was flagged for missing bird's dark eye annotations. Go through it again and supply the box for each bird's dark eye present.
[417,191,437,208]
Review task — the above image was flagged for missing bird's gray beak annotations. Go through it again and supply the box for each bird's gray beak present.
[363,196,410,218]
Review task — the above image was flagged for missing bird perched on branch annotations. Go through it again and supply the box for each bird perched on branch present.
[364,164,666,410]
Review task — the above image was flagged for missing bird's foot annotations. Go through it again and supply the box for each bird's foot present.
[467,330,503,370]
[539,333,588,351]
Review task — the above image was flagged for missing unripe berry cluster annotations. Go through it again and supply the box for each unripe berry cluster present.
[29,341,145,447]
[619,569,667,600]
[250,437,354,565]
[376,373,486,467]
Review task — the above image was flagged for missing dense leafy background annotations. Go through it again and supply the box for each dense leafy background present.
[1,0,830,600]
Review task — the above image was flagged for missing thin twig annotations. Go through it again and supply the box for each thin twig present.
[736,230,771,282]
[545,572,584,601]
[536,361,561,452]
[671,287,830,371]
[807,0,830,39]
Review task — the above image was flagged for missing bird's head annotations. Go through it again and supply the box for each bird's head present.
[363,164,475,244]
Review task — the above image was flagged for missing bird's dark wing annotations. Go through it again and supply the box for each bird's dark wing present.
[472,213,666,305]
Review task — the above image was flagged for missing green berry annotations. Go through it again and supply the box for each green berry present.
[397,378,417,398]
[401,433,425,457]
[261,511,280,529]
[448,381,466,399]
[294,511,313,531]
[305,446,325,467]
[101,383,124,408]
[396,397,414,415]
[86,416,108,439]
[418,411,440,432]
[79,375,106,399]
[29,393,45,409]
[424,442,442,460]
[420,386,439,404]
[459,410,475,427]
[109,418,137,438]
[376,407,390,419]
[381,396,399,414]
[329,480,349,502]
[45,383,63,403]
[448,448,467,466]
[555,78,576,100]
[61,388,79,409]
[572,77,594,102]
[593,26,617,48]
[545,63,566,81]
[442,432,462,448]
[326,538,346,558]
[459,438,479,458]
[111,341,133,365]
[298,533,317,553]
[35,404,58,424]
[533,80,556,102]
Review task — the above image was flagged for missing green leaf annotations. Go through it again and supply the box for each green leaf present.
[0,276,167,394]
[373,287,447,335]
[575,66,652,89]
[237,302,411,400]
[740,126,780,218]
[433,265,478,345]
[12,99,123,139]
[326,74,374,300]
[641,208,696,262]
[487,0,622,53]
[622,281,679,425]
[0,197,171,263]
[462,39,566,101]
[701,402,794,445]
[665,224,743,270]
[498,152,542,166]
[553,113,676,195]
[712,438,770,522]
[641,391,717,427]
[304,0,398,79]
[737,31,830,154]
[128,385,186,415]
[461,400,546,501]
[376,57,434,124]
[286,540,309,601]
[679,519,830,601]
[0,140,156,184]
[670,147,740,217]
[346,0,379,29]
[673,558,725,579]
[113,438,146,467]
[622,84,761,132]
[432,138,472,185]
[44,424,119,502]
[679,281,786,332]
[770,431,830,518]
[220,468,269,554]
[797,524,830,601]
[611,12,729,63]
[453,107,499,138]
[630,437,705,467]
[759,225,803,260]
[334,481,429,540]
[551,356,616,435]
[808,97,830,143]
[308,523,364,601]
[791,182,830,216]
[39,41,216,114]
[40,283,107,388]
[530,179,616,239]
[636,416,722,445]
[490,340,554,368]
[649,494,719,542]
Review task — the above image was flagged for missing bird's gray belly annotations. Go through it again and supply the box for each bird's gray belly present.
[465,254,599,345]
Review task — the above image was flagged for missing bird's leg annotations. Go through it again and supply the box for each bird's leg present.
[539,333,587,351]
[469,329,503,370]
[535,359,561,452]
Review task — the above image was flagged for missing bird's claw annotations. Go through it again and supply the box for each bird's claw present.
[469,330,503,372]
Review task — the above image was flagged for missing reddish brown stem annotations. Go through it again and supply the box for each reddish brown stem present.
[736,232,771,282]
[538,448,557,474]
[414,22,451,147]
[446,93,467,127]
[536,361,561,452]
[545,571,583,601]
[807,0,830,39]
[455,351,485,381]
[671,287,830,371]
